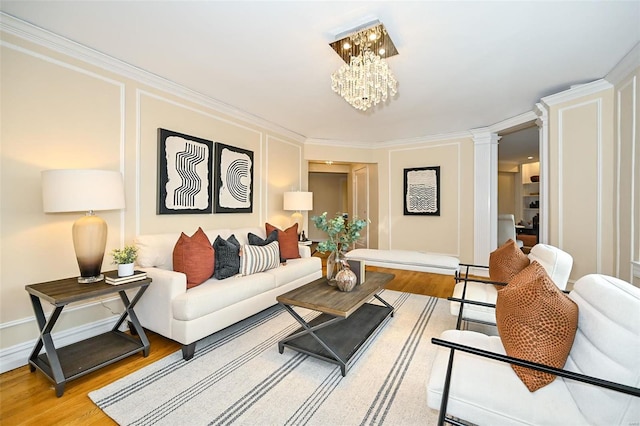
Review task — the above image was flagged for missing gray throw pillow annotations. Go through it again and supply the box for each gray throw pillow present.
[248,230,283,262]
[213,234,240,279]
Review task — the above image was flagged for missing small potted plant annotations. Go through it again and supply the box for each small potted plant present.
[111,245,138,277]
[311,212,367,283]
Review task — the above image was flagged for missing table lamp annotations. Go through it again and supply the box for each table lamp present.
[42,169,125,283]
[283,191,313,239]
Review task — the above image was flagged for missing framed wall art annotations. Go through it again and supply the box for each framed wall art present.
[157,128,213,214]
[214,142,254,213]
[403,166,440,216]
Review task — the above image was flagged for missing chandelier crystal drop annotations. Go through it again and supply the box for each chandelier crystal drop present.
[331,49,397,111]
[329,22,398,111]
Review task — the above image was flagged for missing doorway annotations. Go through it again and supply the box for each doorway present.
[497,126,540,251]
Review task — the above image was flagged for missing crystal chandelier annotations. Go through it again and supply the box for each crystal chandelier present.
[329,22,398,111]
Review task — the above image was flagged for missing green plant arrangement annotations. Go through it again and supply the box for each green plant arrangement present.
[311,212,367,254]
[111,245,138,265]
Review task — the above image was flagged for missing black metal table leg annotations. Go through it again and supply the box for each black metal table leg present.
[115,286,150,356]
[28,294,66,395]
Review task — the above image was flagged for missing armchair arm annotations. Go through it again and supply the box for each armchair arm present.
[431,337,640,397]
[447,297,496,309]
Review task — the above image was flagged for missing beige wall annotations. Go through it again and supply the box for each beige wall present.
[0,32,305,353]
[542,63,639,287]
[377,139,475,259]
[612,66,640,286]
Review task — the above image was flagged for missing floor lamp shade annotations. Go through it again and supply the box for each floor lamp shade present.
[42,169,125,283]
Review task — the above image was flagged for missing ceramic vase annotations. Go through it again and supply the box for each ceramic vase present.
[336,264,357,292]
[118,262,135,277]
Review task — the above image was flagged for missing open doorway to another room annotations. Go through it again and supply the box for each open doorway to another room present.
[498,126,540,253]
[307,161,378,250]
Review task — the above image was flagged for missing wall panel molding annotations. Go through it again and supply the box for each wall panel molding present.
[558,98,603,273]
[0,12,305,144]
[387,141,462,257]
[616,75,637,282]
[135,90,264,234]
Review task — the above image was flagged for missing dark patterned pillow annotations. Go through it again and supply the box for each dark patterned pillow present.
[248,229,278,246]
[213,234,240,279]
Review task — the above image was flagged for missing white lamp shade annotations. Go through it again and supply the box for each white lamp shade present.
[42,169,125,213]
[283,191,313,211]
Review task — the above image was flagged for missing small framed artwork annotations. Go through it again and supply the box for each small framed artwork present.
[214,142,254,213]
[157,128,213,215]
[404,166,440,216]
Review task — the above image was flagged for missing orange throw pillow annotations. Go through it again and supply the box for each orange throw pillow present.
[496,261,579,392]
[265,223,300,261]
[173,227,215,289]
[489,239,530,286]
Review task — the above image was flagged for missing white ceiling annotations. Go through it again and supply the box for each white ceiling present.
[2,1,639,156]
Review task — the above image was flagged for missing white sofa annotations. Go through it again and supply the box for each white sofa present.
[428,274,640,425]
[133,227,322,360]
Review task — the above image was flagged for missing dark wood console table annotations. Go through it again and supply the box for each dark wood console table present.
[25,273,151,397]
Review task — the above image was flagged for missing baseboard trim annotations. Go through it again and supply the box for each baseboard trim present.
[0,316,122,374]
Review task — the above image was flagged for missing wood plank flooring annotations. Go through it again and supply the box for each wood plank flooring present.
[0,266,454,425]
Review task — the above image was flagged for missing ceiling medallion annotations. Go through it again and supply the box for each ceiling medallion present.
[329,22,398,111]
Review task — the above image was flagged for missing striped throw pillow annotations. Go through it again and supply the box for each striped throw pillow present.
[240,241,280,275]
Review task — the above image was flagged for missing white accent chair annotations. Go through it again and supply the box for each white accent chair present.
[450,244,573,327]
[429,274,640,425]
[498,214,523,247]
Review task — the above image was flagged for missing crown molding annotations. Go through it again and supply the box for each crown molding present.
[541,79,613,107]
[487,110,538,134]
[606,42,640,86]
[0,12,306,144]
[305,130,472,149]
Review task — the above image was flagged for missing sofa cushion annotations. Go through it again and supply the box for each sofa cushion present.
[528,244,573,290]
[496,261,579,391]
[173,227,214,289]
[264,256,323,287]
[172,273,277,321]
[265,223,300,261]
[489,239,530,286]
[240,241,280,275]
[213,234,241,279]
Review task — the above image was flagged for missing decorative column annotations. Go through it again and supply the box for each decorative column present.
[534,102,549,244]
[472,129,500,268]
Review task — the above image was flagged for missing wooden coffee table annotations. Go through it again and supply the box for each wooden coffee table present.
[277,271,395,376]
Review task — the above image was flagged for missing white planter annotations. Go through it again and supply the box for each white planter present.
[118,263,135,277]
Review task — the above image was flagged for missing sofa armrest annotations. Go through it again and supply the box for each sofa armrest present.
[298,245,311,258]
[134,267,187,339]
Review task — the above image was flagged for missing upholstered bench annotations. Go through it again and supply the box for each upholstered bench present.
[345,249,460,276]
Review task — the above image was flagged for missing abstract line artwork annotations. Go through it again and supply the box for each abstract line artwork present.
[403,166,440,216]
[214,142,253,213]
[157,128,213,215]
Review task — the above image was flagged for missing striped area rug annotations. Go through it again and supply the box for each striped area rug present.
[89,290,456,425]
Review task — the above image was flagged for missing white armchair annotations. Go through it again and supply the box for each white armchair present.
[429,274,640,425]
[498,214,523,247]
[450,244,573,327]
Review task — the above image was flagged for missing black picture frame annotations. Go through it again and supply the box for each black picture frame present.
[403,166,440,216]
[214,142,254,213]
[157,128,213,215]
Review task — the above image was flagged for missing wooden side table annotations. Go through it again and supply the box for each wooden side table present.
[25,273,152,397]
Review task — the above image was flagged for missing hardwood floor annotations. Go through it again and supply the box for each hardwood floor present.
[0,267,454,425]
